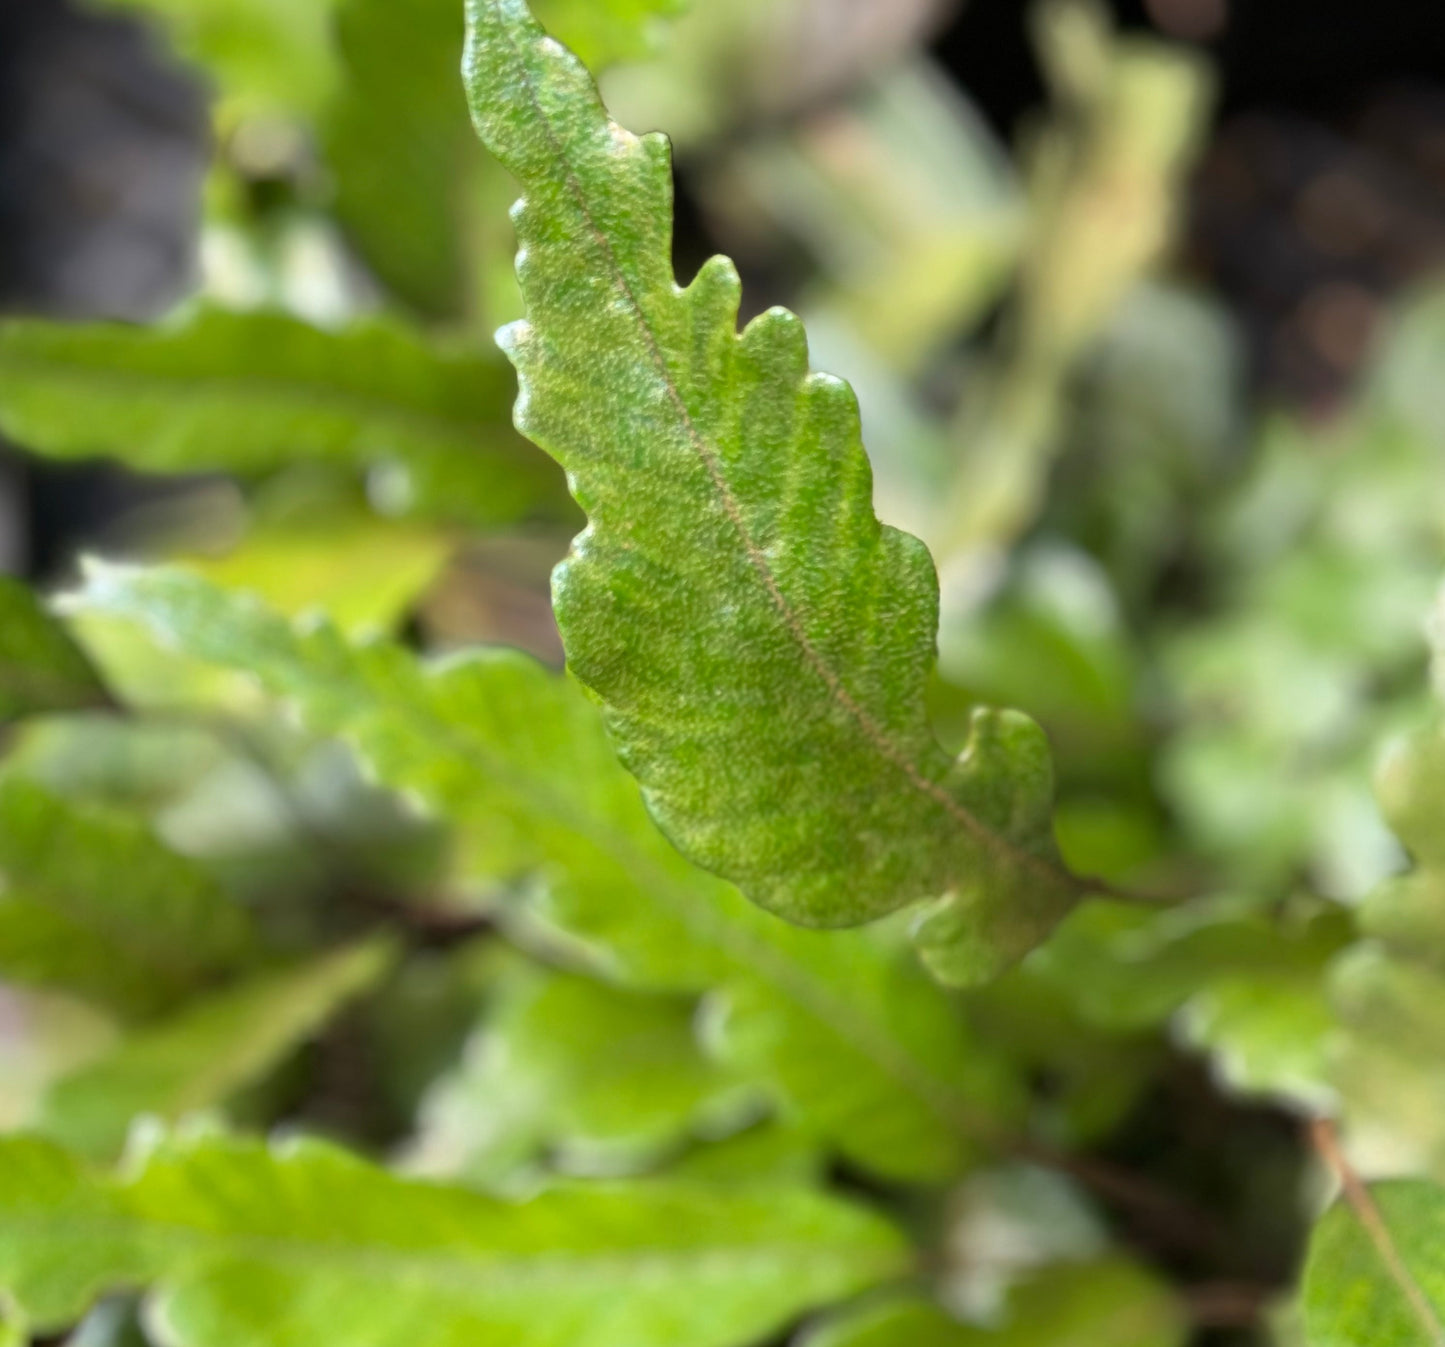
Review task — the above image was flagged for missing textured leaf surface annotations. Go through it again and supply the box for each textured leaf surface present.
[0,578,108,723]
[0,778,256,1017]
[0,308,562,527]
[463,0,1079,976]
[0,1132,907,1346]
[76,565,1022,1182]
[1304,1179,1445,1347]
[809,1261,1185,1346]
[411,957,754,1185]
[38,939,396,1159]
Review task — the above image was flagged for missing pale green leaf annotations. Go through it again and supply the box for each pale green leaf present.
[808,1260,1186,1347]
[0,989,118,1134]
[0,578,109,723]
[1177,970,1337,1112]
[666,1124,823,1187]
[0,1294,22,1347]
[0,1132,908,1346]
[190,512,452,637]
[38,938,397,1159]
[1304,1179,1445,1347]
[75,565,1023,1182]
[1329,948,1445,1177]
[462,0,1081,980]
[1332,673,1445,1170]
[0,307,563,528]
[410,956,756,1185]
[0,777,257,1017]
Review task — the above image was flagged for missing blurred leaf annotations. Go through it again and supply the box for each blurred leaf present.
[0,988,117,1134]
[936,2,1212,560]
[709,61,1021,376]
[37,938,396,1159]
[191,512,452,636]
[809,1259,1185,1346]
[667,1124,823,1187]
[410,956,755,1185]
[1330,947,1445,1177]
[0,1131,907,1346]
[325,0,482,317]
[1028,898,1347,1111]
[534,0,685,69]
[90,0,339,119]
[326,0,687,319]
[1178,971,1337,1112]
[0,777,257,1017]
[935,546,1141,770]
[1303,1179,1445,1347]
[75,564,1024,1183]
[465,0,1080,983]
[0,307,564,528]
[5,716,227,814]
[1031,899,1342,1031]
[0,578,109,724]
[1331,622,1445,1171]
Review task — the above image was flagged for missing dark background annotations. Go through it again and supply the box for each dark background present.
[2,0,1444,573]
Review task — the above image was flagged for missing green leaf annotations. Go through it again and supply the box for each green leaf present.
[533,0,686,68]
[38,938,397,1159]
[326,0,483,317]
[92,0,339,119]
[462,0,1080,980]
[190,512,453,637]
[324,0,686,319]
[1177,968,1337,1111]
[0,1295,22,1347]
[410,956,756,1185]
[0,577,109,723]
[0,777,257,1017]
[0,1132,908,1346]
[75,564,1023,1183]
[1329,947,1445,1176]
[1304,1179,1445,1347]
[0,307,564,528]
[809,1260,1186,1346]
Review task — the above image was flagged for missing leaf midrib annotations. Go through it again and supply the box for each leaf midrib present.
[492,8,1079,901]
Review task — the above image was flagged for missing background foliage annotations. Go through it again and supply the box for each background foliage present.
[2,0,1445,1344]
